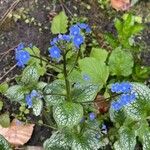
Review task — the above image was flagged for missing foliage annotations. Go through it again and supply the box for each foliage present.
[0,11,149,150]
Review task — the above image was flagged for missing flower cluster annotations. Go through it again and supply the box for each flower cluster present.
[25,90,40,108]
[15,43,30,68]
[48,23,91,59]
[111,82,137,111]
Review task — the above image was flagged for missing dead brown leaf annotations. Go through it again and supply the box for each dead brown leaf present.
[111,0,131,11]
[0,119,34,146]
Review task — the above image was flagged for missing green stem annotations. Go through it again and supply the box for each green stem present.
[63,52,71,101]
[30,54,62,71]
[68,49,81,76]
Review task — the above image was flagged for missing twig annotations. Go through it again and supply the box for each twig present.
[0,45,17,62]
[59,0,74,17]
[0,0,21,27]
[0,64,17,82]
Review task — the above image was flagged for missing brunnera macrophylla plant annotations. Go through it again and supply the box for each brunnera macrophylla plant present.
[0,11,150,150]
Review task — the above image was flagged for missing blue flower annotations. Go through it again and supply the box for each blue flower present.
[62,34,71,42]
[15,43,25,51]
[69,25,81,36]
[77,23,88,29]
[25,94,32,108]
[111,93,137,111]
[50,37,59,45]
[89,112,96,121]
[73,35,84,48]
[111,101,122,111]
[15,50,30,68]
[25,90,40,108]
[77,23,91,33]
[111,82,132,93]
[49,46,61,59]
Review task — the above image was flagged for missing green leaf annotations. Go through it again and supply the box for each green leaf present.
[79,57,109,89]
[0,135,12,150]
[72,83,99,102]
[108,47,134,76]
[0,82,8,94]
[6,85,28,101]
[135,121,150,150]
[51,11,68,34]
[115,18,123,34]
[32,98,43,116]
[114,126,136,150]
[44,80,66,107]
[0,113,10,127]
[21,65,40,85]
[43,132,70,150]
[90,47,108,63]
[36,82,47,90]
[53,102,83,128]
[131,24,143,35]
[0,101,3,111]
[71,129,101,150]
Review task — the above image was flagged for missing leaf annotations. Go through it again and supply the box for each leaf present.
[44,80,66,107]
[43,132,70,150]
[79,57,109,89]
[71,129,101,150]
[90,47,108,63]
[0,101,3,111]
[53,102,83,128]
[108,47,134,76]
[0,119,34,146]
[51,11,68,34]
[0,82,8,94]
[36,82,47,90]
[115,18,123,34]
[72,83,99,102]
[135,122,150,150]
[21,65,40,85]
[0,113,10,127]
[0,135,12,150]
[111,0,130,11]
[114,126,136,150]
[32,98,43,116]
[6,85,29,101]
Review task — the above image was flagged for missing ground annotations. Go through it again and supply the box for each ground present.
[0,0,150,148]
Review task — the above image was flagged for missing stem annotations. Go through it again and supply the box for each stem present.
[63,52,71,101]
[68,49,80,76]
[30,54,62,71]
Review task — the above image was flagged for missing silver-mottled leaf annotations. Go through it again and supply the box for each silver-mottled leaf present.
[0,135,12,150]
[32,98,43,116]
[53,102,83,128]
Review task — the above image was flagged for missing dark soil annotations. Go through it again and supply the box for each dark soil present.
[0,0,150,148]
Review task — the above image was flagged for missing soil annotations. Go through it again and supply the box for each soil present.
[0,0,149,148]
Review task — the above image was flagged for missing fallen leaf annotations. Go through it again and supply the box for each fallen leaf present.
[94,95,110,114]
[111,0,131,11]
[0,119,34,146]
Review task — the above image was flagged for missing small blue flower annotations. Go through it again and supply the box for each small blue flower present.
[83,74,90,81]
[89,112,96,121]
[77,23,88,29]
[85,26,91,33]
[111,101,122,111]
[69,25,81,36]
[25,94,32,108]
[111,82,132,93]
[77,23,91,33]
[30,90,38,98]
[49,46,61,59]
[15,50,30,68]
[73,35,84,48]
[15,43,25,51]
[62,34,71,42]
[50,37,59,45]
